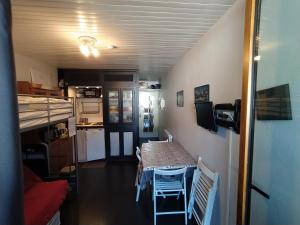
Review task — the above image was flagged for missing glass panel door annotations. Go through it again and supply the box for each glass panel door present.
[108,90,119,123]
[122,90,133,123]
[249,0,300,225]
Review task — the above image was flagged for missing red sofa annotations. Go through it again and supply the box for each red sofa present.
[23,166,69,225]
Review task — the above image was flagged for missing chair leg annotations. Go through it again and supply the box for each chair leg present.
[136,185,141,202]
[154,191,157,225]
[184,189,187,225]
[152,187,154,201]
[188,196,194,220]
[176,191,181,200]
[135,174,138,187]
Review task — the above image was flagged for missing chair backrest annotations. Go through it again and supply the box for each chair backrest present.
[188,157,219,225]
[136,146,142,162]
[154,167,187,176]
[153,167,187,190]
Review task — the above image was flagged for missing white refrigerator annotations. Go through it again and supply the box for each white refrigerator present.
[77,128,105,162]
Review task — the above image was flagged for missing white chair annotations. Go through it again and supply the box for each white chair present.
[135,146,143,202]
[153,167,188,225]
[148,139,168,143]
[188,157,219,225]
[163,129,173,142]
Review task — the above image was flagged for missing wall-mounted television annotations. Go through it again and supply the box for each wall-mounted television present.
[195,101,218,132]
[256,84,292,120]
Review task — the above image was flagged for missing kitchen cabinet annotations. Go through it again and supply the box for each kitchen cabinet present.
[87,129,105,161]
[77,130,87,162]
[76,128,105,162]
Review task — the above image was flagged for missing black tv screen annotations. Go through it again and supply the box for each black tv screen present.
[256,84,292,120]
[195,101,218,132]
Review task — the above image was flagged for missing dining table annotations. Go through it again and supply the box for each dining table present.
[139,141,197,189]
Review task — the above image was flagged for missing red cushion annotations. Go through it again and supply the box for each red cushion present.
[23,166,42,191]
[24,180,68,225]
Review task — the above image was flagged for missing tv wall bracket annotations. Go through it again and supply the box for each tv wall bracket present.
[215,99,241,134]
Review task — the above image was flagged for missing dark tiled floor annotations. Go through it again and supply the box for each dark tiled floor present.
[61,162,196,225]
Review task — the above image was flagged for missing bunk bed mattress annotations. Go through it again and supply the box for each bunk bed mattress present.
[18,96,72,103]
[18,96,72,111]
[19,109,73,120]
[18,96,73,129]
[20,111,73,129]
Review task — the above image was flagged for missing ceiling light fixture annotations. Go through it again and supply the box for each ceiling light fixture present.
[78,36,117,58]
[79,36,100,57]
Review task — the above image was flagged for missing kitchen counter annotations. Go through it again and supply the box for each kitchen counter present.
[76,122,104,129]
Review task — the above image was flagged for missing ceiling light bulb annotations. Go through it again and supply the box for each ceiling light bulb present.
[91,48,100,57]
[80,45,90,57]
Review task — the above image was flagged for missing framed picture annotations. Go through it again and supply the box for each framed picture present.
[177,90,184,107]
[194,84,209,102]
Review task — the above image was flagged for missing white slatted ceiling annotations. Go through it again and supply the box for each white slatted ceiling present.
[11,0,235,79]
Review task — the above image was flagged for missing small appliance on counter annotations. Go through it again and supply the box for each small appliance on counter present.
[75,87,102,98]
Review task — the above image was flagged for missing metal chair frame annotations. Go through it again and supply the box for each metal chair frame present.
[153,167,188,225]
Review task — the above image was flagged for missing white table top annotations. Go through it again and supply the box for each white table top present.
[141,142,196,171]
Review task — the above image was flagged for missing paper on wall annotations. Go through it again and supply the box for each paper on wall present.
[68,117,76,137]
[30,68,52,89]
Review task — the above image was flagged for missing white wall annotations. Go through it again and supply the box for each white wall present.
[160,0,245,224]
[14,53,58,89]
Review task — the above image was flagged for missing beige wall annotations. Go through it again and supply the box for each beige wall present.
[14,53,58,89]
[160,0,245,224]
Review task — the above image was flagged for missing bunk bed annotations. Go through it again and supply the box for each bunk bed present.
[18,95,74,132]
[18,94,78,225]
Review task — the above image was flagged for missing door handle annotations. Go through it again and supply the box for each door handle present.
[251,184,270,199]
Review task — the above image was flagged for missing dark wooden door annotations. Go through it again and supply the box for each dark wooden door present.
[103,72,139,160]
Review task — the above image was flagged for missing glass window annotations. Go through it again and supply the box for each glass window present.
[123,90,133,123]
[108,91,119,123]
